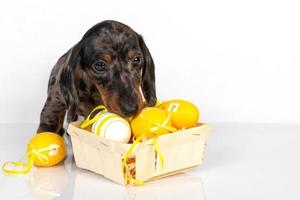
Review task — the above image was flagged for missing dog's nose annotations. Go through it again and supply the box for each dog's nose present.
[120,103,138,117]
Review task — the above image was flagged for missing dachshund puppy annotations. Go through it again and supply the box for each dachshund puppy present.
[37,20,156,135]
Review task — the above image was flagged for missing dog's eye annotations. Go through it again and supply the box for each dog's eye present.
[132,56,141,65]
[94,60,107,71]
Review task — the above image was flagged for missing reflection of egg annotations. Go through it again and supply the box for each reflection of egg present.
[158,100,200,129]
[131,107,176,139]
[27,132,67,167]
[91,112,131,143]
[28,165,69,200]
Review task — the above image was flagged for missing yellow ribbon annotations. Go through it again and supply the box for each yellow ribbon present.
[80,105,108,129]
[140,112,177,133]
[121,135,166,186]
[153,136,164,169]
[121,110,177,185]
[122,136,143,186]
[2,160,34,175]
[2,143,60,175]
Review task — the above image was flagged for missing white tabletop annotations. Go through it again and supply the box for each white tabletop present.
[0,123,299,200]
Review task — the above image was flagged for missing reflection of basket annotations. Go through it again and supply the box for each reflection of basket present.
[67,121,211,185]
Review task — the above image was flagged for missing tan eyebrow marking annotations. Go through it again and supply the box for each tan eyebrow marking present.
[102,54,112,62]
[127,50,138,59]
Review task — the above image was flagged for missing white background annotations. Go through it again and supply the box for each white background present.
[0,0,299,124]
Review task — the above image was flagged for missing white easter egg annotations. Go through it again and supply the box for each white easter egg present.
[92,112,131,143]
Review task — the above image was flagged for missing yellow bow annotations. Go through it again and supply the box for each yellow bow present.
[2,143,59,175]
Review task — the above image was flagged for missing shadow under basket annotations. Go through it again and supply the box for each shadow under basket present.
[67,121,211,185]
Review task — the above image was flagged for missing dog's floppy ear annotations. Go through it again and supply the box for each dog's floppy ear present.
[59,43,82,122]
[138,35,157,106]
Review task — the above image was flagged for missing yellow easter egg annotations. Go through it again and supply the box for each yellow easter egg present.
[27,132,67,167]
[158,99,199,129]
[131,107,176,139]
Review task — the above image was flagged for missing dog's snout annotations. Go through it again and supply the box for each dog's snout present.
[120,103,138,117]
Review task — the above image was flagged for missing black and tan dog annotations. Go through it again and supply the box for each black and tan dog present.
[37,20,156,135]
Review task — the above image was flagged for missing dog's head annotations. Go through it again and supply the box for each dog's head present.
[65,20,156,118]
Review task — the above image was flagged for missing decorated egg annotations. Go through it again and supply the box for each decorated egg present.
[27,132,67,167]
[157,99,199,129]
[92,112,131,143]
[131,107,177,139]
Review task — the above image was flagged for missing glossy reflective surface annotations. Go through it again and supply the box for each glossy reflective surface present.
[1,123,299,199]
